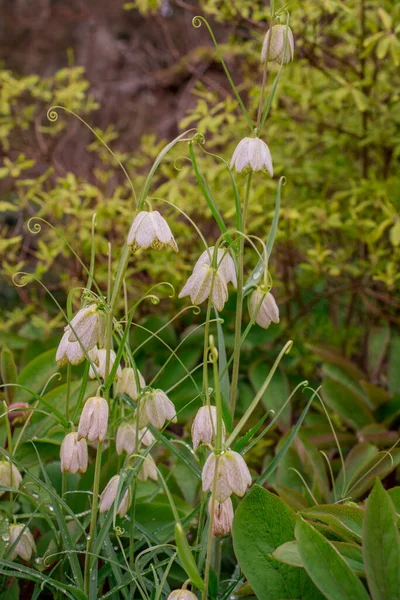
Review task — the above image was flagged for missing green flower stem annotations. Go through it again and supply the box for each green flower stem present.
[210,336,223,453]
[256,0,275,129]
[84,440,103,597]
[226,340,293,448]
[3,401,14,520]
[65,363,71,423]
[229,173,252,416]
[202,458,220,600]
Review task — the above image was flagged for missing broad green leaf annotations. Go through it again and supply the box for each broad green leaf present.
[363,479,400,600]
[273,540,364,574]
[15,348,58,403]
[321,363,370,407]
[295,434,330,503]
[295,517,369,600]
[321,379,374,430]
[367,326,390,378]
[348,449,400,499]
[336,442,378,497]
[306,345,365,381]
[1,345,18,403]
[301,504,363,543]
[249,363,291,429]
[232,485,323,600]
[389,336,400,396]
[387,487,400,515]
[273,484,310,511]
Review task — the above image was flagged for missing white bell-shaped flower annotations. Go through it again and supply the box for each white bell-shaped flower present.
[127,210,178,252]
[193,247,237,288]
[67,304,106,352]
[202,450,252,503]
[89,348,122,380]
[0,461,22,497]
[116,367,145,401]
[60,432,88,475]
[179,264,228,311]
[248,288,279,329]
[191,405,225,451]
[137,454,158,482]
[8,524,36,561]
[77,396,109,443]
[230,137,273,176]
[99,475,131,518]
[168,590,198,600]
[116,422,155,455]
[136,389,177,430]
[56,327,86,367]
[209,495,234,537]
[261,24,294,65]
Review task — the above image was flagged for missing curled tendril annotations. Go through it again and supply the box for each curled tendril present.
[173,155,192,171]
[193,132,205,145]
[192,15,204,28]
[27,216,54,234]
[47,107,59,122]
[12,272,34,288]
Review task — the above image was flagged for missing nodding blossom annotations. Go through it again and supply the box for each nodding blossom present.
[136,389,177,430]
[56,328,86,367]
[202,450,252,503]
[261,24,294,65]
[208,495,234,537]
[193,247,237,288]
[60,432,88,475]
[137,454,158,482]
[99,475,131,518]
[88,347,122,380]
[179,265,228,312]
[248,288,280,329]
[191,405,225,450]
[77,396,109,443]
[116,422,155,455]
[56,303,106,367]
[167,590,198,600]
[127,210,178,252]
[8,524,36,561]
[230,137,273,176]
[0,461,22,497]
[116,367,146,401]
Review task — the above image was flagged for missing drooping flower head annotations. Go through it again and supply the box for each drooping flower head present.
[179,264,228,311]
[116,367,146,401]
[99,475,131,518]
[116,422,155,455]
[202,450,252,503]
[56,303,106,367]
[191,405,225,451]
[137,454,158,482]
[230,137,273,176]
[60,432,88,475]
[193,247,237,288]
[167,590,198,600]
[261,24,294,65]
[208,495,234,537]
[136,389,177,430]
[0,461,22,497]
[8,524,36,561]
[128,211,178,252]
[77,396,109,443]
[248,287,279,329]
[89,348,122,380]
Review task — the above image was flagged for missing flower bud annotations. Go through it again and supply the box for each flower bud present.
[230,137,273,176]
[137,454,158,482]
[193,247,237,288]
[261,24,294,65]
[128,210,178,253]
[248,288,279,329]
[208,495,234,537]
[0,461,22,497]
[136,389,177,430]
[116,367,145,401]
[191,405,225,450]
[77,396,109,442]
[99,475,131,518]
[8,402,30,427]
[8,524,36,561]
[116,422,155,455]
[67,304,106,352]
[179,264,228,312]
[202,450,252,503]
[89,348,122,380]
[168,590,198,600]
[60,432,88,475]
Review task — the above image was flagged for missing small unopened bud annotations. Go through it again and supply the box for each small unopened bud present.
[202,450,252,503]
[99,475,131,518]
[60,432,88,475]
[208,495,234,537]
[0,461,22,497]
[191,406,225,451]
[128,211,178,253]
[116,422,155,455]
[137,389,177,430]
[168,590,198,600]
[261,24,294,65]
[8,524,36,561]
[116,367,145,401]
[8,402,30,426]
[194,247,237,288]
[179,264,228,312]
[77,396,109,442]
[230,137,273,176]
[248,288,279,329]
[137,454,158,482]
[89,348,122,380]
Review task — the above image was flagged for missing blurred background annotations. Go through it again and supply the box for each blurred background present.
[0,0,399,403]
